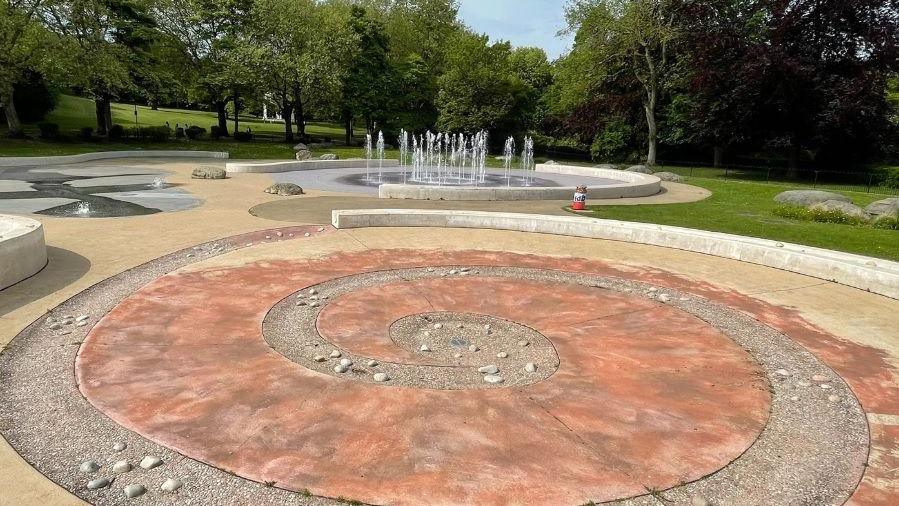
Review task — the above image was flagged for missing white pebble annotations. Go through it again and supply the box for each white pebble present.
[329,350,341,358]
[828,395,840,402]
[113,442,127,452]
[496,352,508,358]
[112,460,132,474]
[478,365,499,374]
[420,344,431,352]
[75,315,89,322]
[313,355,326,363]
[525,363,537,373]
[334,364,348,373]
[123,484,146,498]
[87,477,110,490]
[79,461,100,473]
[468,345,479,352]
[518,340,529,347]
[308,288,317,295]
[304,232,310,237]
[76,321,88,327]
[49,323,62,330]
[373,372,389,382]
[317,227,325,232]
[658,294,672,303]
[433,323,443,330]
[339,358,353,367]
[367,360,378,367]
[774,369,791,377]
[483,375,504,384]
[449,270,457,275]
[453,353,462,359]
[160,478,183,493]
[276,231,283,237]
[139,456,163,470]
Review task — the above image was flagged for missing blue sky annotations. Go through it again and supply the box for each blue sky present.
[457,0,573,60]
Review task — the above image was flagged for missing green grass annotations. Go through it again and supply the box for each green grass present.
[581,177,899,261]
[15,94,349,139]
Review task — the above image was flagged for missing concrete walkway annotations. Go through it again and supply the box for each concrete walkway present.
[0,159,895,504]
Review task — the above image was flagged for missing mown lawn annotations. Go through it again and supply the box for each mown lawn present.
[582,177,898,261]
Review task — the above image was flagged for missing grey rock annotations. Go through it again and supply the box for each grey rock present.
[49,322,62,330]
[478,365,499,374]
[518,340,529,347]
[809,200,870,221]
[594,163,618,170]
[420,344,431,352]
[496,352,508,358]
[313,355,326,363]
[865,197,899,217]
[329,350,341,358]
[691,496,710,506]
[774,190,850,206]
[308,288,317,295]
[319,154,338,161]
[295,150,312,161]
[797,380,812,387]
[774,369,791,377]
[339,358,353,367]
[828,395,841,402]
[160,478,183,492]
[139,456,162,470]
[191,167,226,179]
[373,372,389,382]
[658,294,671,303]
[367,360,378,367]
[453,353,462,359]
[334,364,348,373]
[123,484,146,498]
[625,164,653,174]
[264,183,304,196]
[653,171,682,182]
[525,363,537,373]
[292,143,309,152]
[79,460,100,473]
[113,442,127,452]
[87,477,110,490]
[433,323,443,329]
[112,460,132,474]
[483,374,504,384]
[544,160,557,165]
[468,345,479,352]
[76,315,89,322]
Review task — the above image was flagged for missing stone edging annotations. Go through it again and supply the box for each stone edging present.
[226,158,400,173]
[0,215,47,290]
[0,150,229,168]
[331,209,899,300]
[378,163,661,201]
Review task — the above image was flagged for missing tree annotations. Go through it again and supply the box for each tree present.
[340,5,394,144]
[509,47,554,131]
[436,31,528,135]
[39,0,155,135]
[0,0,49,136]
[565,0,679,165]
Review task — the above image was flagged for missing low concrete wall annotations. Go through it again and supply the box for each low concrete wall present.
[227,159,400,173]
[0,150,229,168]
[379,163,660,201]
[332,209,899,300]
[0,215,47,290]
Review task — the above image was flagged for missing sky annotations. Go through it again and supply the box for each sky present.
[456,0,574,60]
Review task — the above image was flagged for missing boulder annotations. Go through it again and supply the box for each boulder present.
[544,160,558,165]
[625,164,654,174]
[191,167,226,179]
[594,163,618,170]
[809,200,871,221]
[295,150,312,161]
[292,143,309,152]
[774,190,850,207]
[264,183,304,196]
[319,154,338,161]
[653,171,682,182]
[864,197,899,217]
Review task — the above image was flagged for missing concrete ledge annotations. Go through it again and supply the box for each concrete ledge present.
[379,163,661,201]
[332,209,899,300]
[0,150,229,168]
[0,215,47,290]
[227,159,400,173]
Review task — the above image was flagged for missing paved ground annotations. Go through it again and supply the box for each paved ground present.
[0,158,896,505]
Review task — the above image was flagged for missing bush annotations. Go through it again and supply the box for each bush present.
[185,125,206,140]
[79,127,93,140]
[879,168,899,189]
[210,125,224,139]
[233,130,253,141]
[175,127,185,139]
[772,205,866,226]
[108,124,125,140]
[591,119,634,162]
[873,216,899,230]
[141,126,171,142]
[37,122,60,140]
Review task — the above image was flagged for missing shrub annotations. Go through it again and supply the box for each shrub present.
[108,124,125,140]
[79,127,93,140]
[772,205,866,226]
[873,216,899,230]
[140,126,171,142]
[233,130,253,142]
[210,125,224,139]
[591,119,633,162]
[37,122,60,140]
[185,125,206,140]
[880,168,899,189]
[175,127,185,139]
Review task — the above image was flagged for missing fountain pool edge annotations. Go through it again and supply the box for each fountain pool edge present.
[0,215,47,290]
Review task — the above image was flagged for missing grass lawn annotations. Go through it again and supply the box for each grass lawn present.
[581,177,899,261]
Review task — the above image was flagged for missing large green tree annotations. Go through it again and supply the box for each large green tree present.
[0,0,50,136]
[564,0,679,166]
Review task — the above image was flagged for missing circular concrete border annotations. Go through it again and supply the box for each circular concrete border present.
[226,158,400,173]
[0,239,869,505]
[378,164,661,201]
[0,151,228,168]
[331,209,899,300]
[0,215,47,290]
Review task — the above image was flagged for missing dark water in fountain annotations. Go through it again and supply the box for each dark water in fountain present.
[336,172,561,188]
[0,166,177,217]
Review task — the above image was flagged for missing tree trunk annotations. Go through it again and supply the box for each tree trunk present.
[95,97,111,136]
[344,115,353,146]
[643,92,658,166]
[282,104,294,143]
[215,101,229,137]
[787,137,800,178]
[294,98,305,137]
[713,145,724,168]
[233,92,240,133]
[2,90,23,137]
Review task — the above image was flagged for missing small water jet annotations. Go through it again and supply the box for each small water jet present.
[74,201,92,216]
[150,177,165,188]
